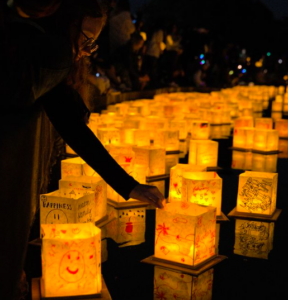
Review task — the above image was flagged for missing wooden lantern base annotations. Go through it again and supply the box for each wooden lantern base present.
[107,199,148,209]
[141,255,227,276]
[31,276,111,300]
[146,174,170,183]
[216,212,229,222]
[228,207,282,221]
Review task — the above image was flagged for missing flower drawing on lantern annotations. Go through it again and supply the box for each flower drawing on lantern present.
[239,177,272,212]
[59,250,85,283]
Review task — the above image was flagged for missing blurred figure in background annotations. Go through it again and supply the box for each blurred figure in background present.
[109,0,135,54]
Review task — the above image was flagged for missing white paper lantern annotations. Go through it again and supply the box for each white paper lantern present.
[59,176,107,222]
[188,140,218,167]
[255,118,273,130]
[153,130,180,151]
[234,116,254,128]
[252,153,277,173]
[253,129,279,152]
[191,121,210,140]
[40,189,96,225]
[231,151,252,170]
[105,205,146,246]
[41,223,101,297]
[155,202,216,266]
[275,119,288,138]
[182,172,222,216]
[61,157,95,179]
[97,128,120,146]
[169,164,206,203]
[236,171,278,216]
[233,127,254,149]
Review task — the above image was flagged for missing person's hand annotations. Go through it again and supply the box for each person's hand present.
[129,184,165,209]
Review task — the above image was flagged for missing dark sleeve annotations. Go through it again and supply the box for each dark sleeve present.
[41,82,139,200]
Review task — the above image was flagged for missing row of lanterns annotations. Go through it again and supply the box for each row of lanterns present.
[39,87,284,298]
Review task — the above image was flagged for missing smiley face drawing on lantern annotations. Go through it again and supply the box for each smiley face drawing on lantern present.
[45,209,68,224]
[59,250,85,283]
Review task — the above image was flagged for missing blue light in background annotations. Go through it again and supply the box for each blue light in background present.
[200,54,204,59]
[242,69,247,74]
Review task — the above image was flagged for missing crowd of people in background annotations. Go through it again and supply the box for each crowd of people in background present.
[85,0,288,101]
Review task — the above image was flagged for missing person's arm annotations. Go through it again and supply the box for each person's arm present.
[41,82,139,200]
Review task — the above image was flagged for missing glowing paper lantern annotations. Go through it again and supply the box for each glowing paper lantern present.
[272,101,282,112]
[106,205,146,246]
[97,128,120,146]
[119,128,150,146]
[234,219,274,259]
[133,146,166,176]
[179,140,188,159]
[236,171,278,216]
[59,176,107,222]
[233,127,254,149]
[255,118,273,130]
[182,172,222,216]
[252,153,277,172]
[191,121,210,140]
[155,202,216,266]
[170,119,188,140]
[234,116,254,128]
[278,139,288,158]
[40,189,96,225]
[221,124,231,137]
[231,151,252,170]
[153,266,213,300]
[61,157,95,179]
[275,119,288,137]
[41,223,101,297]
[253,129,279,151]
[188,140,218,167]
[153,130,179,151]
[169,164,206,203]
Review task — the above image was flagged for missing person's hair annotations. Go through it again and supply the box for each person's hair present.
[114,0,130,14]
[130,32,143,45]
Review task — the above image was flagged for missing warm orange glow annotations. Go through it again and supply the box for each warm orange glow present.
[189,140,218,167]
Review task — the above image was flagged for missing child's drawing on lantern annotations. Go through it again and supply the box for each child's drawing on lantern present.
[59,176,107,222]
[155,202,216,267]
[182,172,222,216]
[106,206,146,246]
[41,223,101,297]
[237,172,278,215]
[40,189,96,225]
[169,164,206,203]
[153,266,214,300]
[234,219,274,259]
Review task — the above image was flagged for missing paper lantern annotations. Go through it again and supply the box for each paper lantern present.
[119,128,150,146]
[40,189,96,225]
[275,119,288,138]
[165,154,179,175]
[153,266,213,300]
[182,172,222,216]
[231,151,252,170]
[59,176,107,222]
[191,121,210,140]
[97,128,120,146]
[105,205,146,246]
[179,140,188,159]
[133,146,166,176]
[236,171,278,216]
[252,153,277,173]
[155,202,216,266]
[234,219,274,259]
[271,111,282,121]
[278,139,288,158]
[188,140,218,167]
[255,118,273,130]
[253,129,279,152]
[41,223,101,297]
[221,124,231,137]
[170,119,188,140]
[234,116,254,128]
[169,164,206,203]
[153,130,179,151]
[61,157,95,179]
[272,101,282,112]
[210,125,222,139]
[233,127,254,149]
